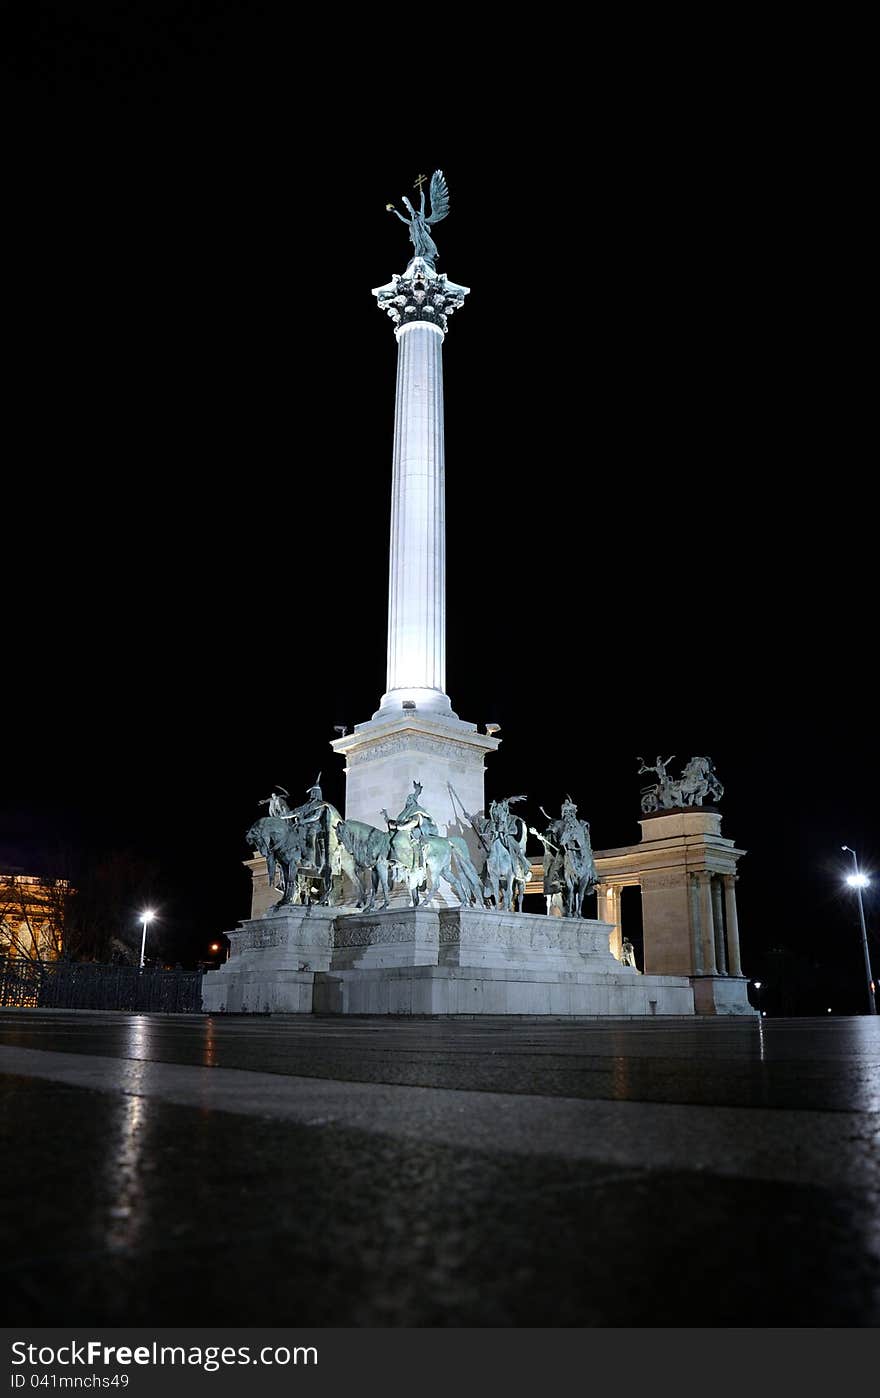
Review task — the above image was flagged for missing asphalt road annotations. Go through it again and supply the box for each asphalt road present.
[2,1010,879,1326]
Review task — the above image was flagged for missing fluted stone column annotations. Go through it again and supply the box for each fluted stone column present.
[331,258,497,885]
[371,257,469,721]
[696,871,718,976]
[382,321,448,710]
[711,877,728,974]
[689,874,703,972]
[597,883,623,959]
[723,874,743,976]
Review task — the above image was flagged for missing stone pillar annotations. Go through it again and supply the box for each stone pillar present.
[371,259,469,721]
[689,874,703,972]
[711,877,727,974]
[597,883,623,959]
[382,321,448,710]
[695,871,718,975]
[723,874,744,976]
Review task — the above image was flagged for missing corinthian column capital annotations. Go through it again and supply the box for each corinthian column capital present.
[373,258,469,335]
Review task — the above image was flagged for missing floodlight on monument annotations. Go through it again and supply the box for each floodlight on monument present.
[840,846,877,1015]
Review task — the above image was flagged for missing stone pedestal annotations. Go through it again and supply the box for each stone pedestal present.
[437,908,623,973]
[312,965,694,1018]
[331,907,440,970]
[244,854,280,919]
[330,713,498,875]
[202,906,694,1018]
[201,905,337,1014]
[692,975,756,1016]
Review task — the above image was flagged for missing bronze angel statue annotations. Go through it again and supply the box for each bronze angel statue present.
[386,170,450,267]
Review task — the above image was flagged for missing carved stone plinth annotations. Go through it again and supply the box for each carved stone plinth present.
[202,906,695,1017]
[691,976,756,1016]
[201,905,337,1014]
[331,907,440,970]
[438,908,625,973]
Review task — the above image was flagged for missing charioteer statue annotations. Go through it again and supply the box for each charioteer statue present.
[637,755,723,813]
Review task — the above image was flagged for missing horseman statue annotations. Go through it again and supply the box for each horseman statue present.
[245,776,360,910]
[637,755,724,813]
[335,781,484,912]
[449,787,531,912]
[531,797,598,919]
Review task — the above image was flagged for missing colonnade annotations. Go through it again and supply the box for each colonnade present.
[595,871,743,979]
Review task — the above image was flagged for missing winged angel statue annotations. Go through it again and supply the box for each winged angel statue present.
[387,170,450,267]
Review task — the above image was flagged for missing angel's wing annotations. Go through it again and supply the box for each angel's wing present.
[426,169,449,225]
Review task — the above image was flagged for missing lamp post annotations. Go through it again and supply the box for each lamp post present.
[139,910,155,970]
[841,847,876,1015]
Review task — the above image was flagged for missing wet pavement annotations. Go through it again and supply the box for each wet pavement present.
[2,1010,879,1326]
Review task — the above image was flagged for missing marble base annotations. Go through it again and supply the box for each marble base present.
[691,975,758,1016]
[201,905,337,1014]
[313,966,693,1017]
[438,908,623,972]
[202,907,695,1017]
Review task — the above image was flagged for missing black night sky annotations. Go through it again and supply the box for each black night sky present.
[1,8,875,1010]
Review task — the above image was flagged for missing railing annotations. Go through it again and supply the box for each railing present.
[0,957,41,1008]
[0,958,203,1012]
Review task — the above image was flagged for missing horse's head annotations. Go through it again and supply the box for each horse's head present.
[335,820,352,854]
[246,816,301,887]
[245,818,271,856]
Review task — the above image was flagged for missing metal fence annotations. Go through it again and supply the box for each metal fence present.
[0,956,41,1008]
[0,958,203,1012]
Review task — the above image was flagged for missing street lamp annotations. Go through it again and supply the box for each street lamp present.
[841,847,877,1015]
[139,910,156,970]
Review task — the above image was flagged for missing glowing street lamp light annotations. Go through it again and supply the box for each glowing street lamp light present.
[841,847,876,1015]
[139,910,156,970]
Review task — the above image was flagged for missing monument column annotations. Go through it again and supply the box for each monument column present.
[711,877,727,974]
[330,241,498,867]
[382,319,449,713]
[723,874,744,976]
[695,871,718,976]
[596,883,623,960]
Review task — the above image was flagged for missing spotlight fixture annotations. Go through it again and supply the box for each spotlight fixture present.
[485,723,501,736]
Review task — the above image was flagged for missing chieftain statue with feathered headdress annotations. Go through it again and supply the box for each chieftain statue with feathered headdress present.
[386,171,450,268]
